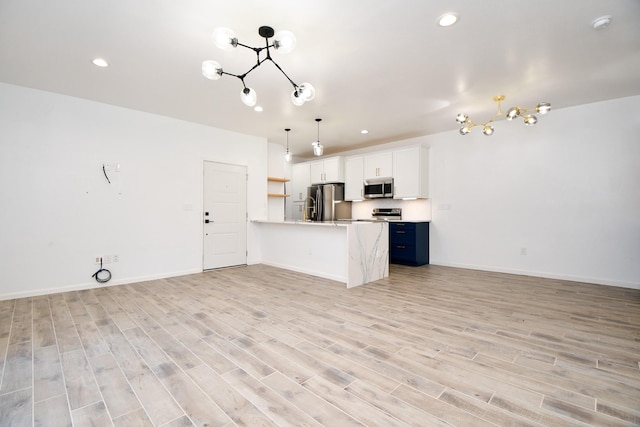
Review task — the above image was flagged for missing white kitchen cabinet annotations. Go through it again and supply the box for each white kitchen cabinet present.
[393,146,429,199]
[344,155,364,201]
[364,151,393,179]
[310,156,344,184]
[291,162,310,202]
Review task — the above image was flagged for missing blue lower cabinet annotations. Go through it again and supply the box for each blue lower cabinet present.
[389,222,429,266]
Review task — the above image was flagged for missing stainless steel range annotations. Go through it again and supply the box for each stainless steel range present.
[372,208,402,221]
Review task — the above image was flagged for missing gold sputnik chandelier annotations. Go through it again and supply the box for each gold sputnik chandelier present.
[456,95,551,136]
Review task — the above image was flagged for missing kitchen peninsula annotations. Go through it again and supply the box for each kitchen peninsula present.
[253,220,389,288]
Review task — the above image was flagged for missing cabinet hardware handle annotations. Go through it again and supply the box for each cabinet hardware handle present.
[396,230,405,234]
[397,245,405,249]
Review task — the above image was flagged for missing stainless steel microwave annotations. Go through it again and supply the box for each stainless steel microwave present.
[364,178,393,199]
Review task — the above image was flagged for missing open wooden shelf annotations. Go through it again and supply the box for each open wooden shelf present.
[268,177,290,197]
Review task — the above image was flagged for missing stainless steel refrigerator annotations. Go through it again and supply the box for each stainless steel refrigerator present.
[306,183,351,221]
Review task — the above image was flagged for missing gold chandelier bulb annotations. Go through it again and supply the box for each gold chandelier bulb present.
[455,95,550,136]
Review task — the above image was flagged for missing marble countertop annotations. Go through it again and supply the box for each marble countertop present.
[253,220,348,227]
[253,219,428,226]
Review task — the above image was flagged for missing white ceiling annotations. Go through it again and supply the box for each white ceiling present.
[1,0,639,159]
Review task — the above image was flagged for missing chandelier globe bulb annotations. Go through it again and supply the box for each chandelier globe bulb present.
[274,30,296,53]
[201,60,222,80]
[482,125,494,135]
[535,102,551,115]
[505,106,521,120]
[299,83,316,101]
[212,28,237,51]
[291,90,306,106]
[523,115,538,126]
[456,113,469,124]
[240,87,257,107]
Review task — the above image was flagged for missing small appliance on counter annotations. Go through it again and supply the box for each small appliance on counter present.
[372,208,402,221]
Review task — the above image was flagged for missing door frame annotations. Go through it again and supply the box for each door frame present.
[202,160,248,270]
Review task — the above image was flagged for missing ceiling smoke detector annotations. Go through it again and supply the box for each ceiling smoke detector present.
[592,15,612,30]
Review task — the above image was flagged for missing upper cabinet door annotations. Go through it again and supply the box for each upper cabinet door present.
[309,160,325,184]
[322,157,344,182]
[364,152,393,179]
[291,163,310,202]
[309,157,344,184]
[393,146,429,199]
[344,156,364,201]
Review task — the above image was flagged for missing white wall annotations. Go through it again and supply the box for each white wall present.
[422,96,639,288]
[0,83,268,299]
[283,96,639,289]
[266,142,292,221]
[2,83,637,297]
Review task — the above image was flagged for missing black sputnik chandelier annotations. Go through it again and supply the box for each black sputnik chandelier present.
[201,26,315,107]
[456,95,551,136]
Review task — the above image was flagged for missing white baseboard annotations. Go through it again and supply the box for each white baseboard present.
[428,260,640,290]
[259,261,347,285]
[0,268,203,301]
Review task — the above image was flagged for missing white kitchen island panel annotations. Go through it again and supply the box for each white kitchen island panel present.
[254,221,389,288]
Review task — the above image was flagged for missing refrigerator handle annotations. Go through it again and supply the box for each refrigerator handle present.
[316,187,323,221]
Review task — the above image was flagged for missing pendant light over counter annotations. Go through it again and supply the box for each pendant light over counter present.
[312,118,324,156]
[284,128,292,162]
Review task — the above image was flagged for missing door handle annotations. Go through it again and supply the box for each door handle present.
[205,219,214,224]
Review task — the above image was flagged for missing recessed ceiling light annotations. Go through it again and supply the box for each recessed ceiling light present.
[361,129,369,134]
[92,58,109,67]
[592,15,612,30]
[437,13,458,27]
[254,106,263,112]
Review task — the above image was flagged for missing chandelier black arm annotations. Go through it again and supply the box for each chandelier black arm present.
[239,36,299,89]
[267,58,299,89]
[218,54,299,90]
[235,42,274,52]
[219,54,269,88]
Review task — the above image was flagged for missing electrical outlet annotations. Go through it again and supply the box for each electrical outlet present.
[113,255,119,263]
[103,163,111,171]
[520,247,527,256]
[104,255,112,264]
[95,256,101,263]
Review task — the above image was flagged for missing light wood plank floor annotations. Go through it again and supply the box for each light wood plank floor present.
[1,264,639,426]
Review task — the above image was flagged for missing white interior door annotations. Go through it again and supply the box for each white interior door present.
[203,161,247,270]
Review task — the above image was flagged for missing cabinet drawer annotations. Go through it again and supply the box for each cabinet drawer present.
[390,228,415,244]
[390,223,415,244]
[390,244,416,262]
[390,222,416,232]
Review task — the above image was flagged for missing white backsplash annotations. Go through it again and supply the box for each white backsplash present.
[351,198,431,221]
